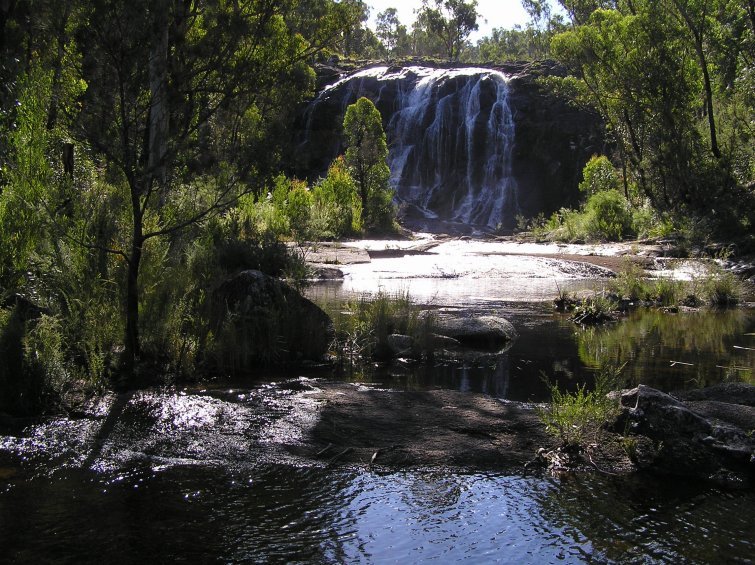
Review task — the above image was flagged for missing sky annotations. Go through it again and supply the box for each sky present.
[366,0,530,42]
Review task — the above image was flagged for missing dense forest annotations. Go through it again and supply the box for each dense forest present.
[0,0,753,411]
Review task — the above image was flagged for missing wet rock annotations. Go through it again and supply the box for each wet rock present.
[614,384,755,487]
[387,334,414,356]
[432,315,518,349]
[211,270,334,369]
[309,266,344,280]
[292,63,603,230]
[428,333,461,350]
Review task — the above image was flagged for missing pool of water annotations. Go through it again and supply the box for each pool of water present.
[2,459,754,563]
[1,246,753,562]
[313,297,755,402]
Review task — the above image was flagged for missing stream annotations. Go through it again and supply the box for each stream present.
[1,240,754,563]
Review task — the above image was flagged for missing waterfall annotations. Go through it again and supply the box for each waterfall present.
[385,67,519,229]
[297,66,521,231]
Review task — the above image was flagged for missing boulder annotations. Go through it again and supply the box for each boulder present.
[387,334,414,357]
[309,266,344,280]
[428,333,461,350]
[615,384,755,487]
[432,315,518,349]
[211,270,333,369]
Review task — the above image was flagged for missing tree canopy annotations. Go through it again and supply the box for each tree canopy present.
[416,0,480,61]
[550,0,755,233]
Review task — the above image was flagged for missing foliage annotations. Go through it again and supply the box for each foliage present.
[242,161,363,242]
[330,290,434,362]
[0,65,54,293]
[611,260,648,302]
[475,26,552,61]
[0,0,369,401]
[583,190,633,241]
[537,364,624,448]
[311,156,363,237]
[343,97,396,232]
[579,155,620,196]
[550,0,755,235]
[693,263,745,307]
[416,0,480,61]
[570,294,617,325]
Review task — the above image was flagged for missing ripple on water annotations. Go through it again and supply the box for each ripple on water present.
[0,454,754,563]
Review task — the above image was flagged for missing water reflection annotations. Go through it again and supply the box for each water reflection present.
[3,463,752,563]
[322,298,754,400]
[574,309,754,390]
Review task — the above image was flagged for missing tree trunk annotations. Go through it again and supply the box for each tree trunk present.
[699,50,720,158]
[149,0,170,203]
[673,0,720,158]
[123,186,144,377]
[123,242,142,376]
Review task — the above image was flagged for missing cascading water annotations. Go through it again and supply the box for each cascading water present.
[385,67,519,229]
[297,66,521,231]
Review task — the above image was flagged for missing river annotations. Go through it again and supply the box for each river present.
[1,239,753,563]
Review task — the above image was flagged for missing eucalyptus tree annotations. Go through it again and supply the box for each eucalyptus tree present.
[551,0,754,233]
[376,7,401,52]
[74,0,357,376]
[417,0,480,61]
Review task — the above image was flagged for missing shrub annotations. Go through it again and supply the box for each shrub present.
[332,290,433,362]
[570,294,617,324]
[579,155,620,196]
[537,365,624,448]
[584,190,633,241]
[0,305,67,414]
[285,181,313,242]
[611,260,649,301]
[312,156,362,238]
[652,278,684,306]
[697,266,744,307]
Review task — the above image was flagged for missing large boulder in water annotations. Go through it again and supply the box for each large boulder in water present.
[432,314,518,350]
[614,384,755,487]
[210,270,333,370]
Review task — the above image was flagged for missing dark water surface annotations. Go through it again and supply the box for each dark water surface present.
[2,462,754,563]
[320,299,755,403]
[1,301,753,563]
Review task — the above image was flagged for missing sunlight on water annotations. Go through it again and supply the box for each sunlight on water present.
[1,462,753,563]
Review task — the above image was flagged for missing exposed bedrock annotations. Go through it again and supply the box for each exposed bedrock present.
[613,384,755,487]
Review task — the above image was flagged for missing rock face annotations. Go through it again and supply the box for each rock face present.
[211,270,334,370]
[291,61,603,232]
[615,384,755,487]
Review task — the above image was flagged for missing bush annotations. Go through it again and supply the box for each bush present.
[537,365,624,448]
[696,265,744,307]
[579,155,620,196]
[652,278,684,306]
[611,260,649,301]
[0,304,67,414]
[584,190,633,241]
[285,182,313,242]
[311,156,362,238]
[332,290,433,362]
